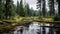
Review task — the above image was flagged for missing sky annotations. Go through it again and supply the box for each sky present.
[26,0,37,10]
[13,0,58,11]
[13,0,38,10]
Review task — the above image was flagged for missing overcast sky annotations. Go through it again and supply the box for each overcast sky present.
[13,0,37,10]
[13,0,58,11]
[26,0,37,10]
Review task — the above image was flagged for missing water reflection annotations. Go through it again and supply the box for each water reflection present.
[5,22,57,34]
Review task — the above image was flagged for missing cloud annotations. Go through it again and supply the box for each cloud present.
[13,0,17,4]
[26,0,37,5]
[26,0,37,10]
[13,0,37,10]
[29,4,38,10]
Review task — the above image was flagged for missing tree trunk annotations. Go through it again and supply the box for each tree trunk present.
[42,0,46,17]
[58,0,60,16]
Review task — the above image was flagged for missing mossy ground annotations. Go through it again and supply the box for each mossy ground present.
[0,17,57,33]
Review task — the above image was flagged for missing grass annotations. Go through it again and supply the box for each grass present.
[0,16,60,23]
[0,17,24,32]
[0,16,55,33]
[41,18,54,22]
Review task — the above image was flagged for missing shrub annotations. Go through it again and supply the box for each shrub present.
[54,15,60,21]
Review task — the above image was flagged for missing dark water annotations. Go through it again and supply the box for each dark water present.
[3,22,60,34]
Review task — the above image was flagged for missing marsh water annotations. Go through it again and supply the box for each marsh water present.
[4,22,60,34]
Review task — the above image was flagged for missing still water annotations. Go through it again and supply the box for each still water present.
[5,22,57,34]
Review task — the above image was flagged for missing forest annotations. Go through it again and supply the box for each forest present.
[0,0,60,34]
[0,0,60,20]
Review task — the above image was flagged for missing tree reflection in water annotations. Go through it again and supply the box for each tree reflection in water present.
[4,22,60,34]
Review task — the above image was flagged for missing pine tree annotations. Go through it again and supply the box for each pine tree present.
[0,0,4,19]
[5,0,16,19]
[20,0,25,17]
[24,4,28,17]
[37,0,42,16]
[57,0,60,16]
[37,0,41,9]
[42,0,46,17]
[26,4,30,16]
[17,0,20,15]
[37,0,46,17]
[48,0,55,16]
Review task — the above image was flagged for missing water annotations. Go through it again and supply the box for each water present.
[4,22,57,34]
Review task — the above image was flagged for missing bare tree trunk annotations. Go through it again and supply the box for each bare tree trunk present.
[58,0,60,16]
[42,0,46,17]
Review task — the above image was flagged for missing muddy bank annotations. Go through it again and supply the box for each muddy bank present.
[0,21,32,34]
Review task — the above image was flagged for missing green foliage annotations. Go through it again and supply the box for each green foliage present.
[24,6,27,16]
[26,4,30,16]
[48,0,55,16]
[0,0,37,20]
[5,0,16,19]
[54,15,60,21]
[17,0,20,15]
[57,0,60,16]
[19,0,25,17]
[24,3,33,17]
[0,0,4,19]
[37,0,46,17]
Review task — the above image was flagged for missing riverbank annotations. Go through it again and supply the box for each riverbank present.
[0,17,33,33]
[1,21,60,34]
[0,17,60,33]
